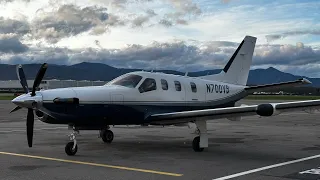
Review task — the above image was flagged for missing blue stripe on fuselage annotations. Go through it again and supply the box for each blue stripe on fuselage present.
[39,90,247,127]
[40,101,237,126]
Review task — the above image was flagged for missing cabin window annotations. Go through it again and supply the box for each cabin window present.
[139,78,157,93]
[161,79,168,90]
[108,74,142,88]
[190,82,197,92]
[174,81,181,91]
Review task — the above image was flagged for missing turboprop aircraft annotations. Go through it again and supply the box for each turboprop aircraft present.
[10,35,320,156]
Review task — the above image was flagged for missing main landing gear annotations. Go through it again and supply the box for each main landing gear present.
[192,121,208,152]
[99,127,114,143]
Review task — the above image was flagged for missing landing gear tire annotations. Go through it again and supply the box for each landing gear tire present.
[192,136,204,152]
[101,130,114,143]
[65,142,78,156]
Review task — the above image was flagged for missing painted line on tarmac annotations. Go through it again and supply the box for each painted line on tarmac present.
[212,154,320,180]
[0,151,183,177]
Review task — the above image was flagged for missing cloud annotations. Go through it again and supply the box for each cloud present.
[1,38,320,76]
[159,19,173,27]
[266,29,320,42]
[131,16,149,27]
[0,34,28,53]
[176,19,188,25]
[254,42,320,66]
[0,0,30,2]
[29,4,115,43]
[166,0,201,15]
[146,9,157,16]
[0,39,229,70]
[0,17,30,35]
[221,0,235,3]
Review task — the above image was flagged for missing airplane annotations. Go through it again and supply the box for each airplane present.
[10,35,320,156]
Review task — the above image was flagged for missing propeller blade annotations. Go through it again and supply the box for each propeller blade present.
[27,108,34,147]
[10,106,22,113]
[31,63,48,96]
[16,64,29,94]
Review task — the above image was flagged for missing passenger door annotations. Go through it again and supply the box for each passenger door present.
[185,80,203,103]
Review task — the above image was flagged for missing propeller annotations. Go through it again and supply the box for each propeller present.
[10,106,22,113]
[13,63,48,147]
[16,64,29,94]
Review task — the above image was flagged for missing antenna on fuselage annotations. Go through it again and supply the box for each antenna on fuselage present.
[184,72,188,76]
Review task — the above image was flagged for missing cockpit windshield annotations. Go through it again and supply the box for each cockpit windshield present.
[107,74,143,88]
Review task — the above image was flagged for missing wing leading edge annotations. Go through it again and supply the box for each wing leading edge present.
[146,99,320,125]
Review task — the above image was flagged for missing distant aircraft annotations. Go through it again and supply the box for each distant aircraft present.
[10,36,319,156]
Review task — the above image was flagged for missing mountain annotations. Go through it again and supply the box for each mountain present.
[1,62,320,87]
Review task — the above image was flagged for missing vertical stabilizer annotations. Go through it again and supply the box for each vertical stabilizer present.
[201,36,257,85]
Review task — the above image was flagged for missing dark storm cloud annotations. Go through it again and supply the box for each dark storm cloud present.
[0,17,30,35]
[0,34,28,53]
[266,29,320,42]
[2,38,320,75]
[1,40,229,70]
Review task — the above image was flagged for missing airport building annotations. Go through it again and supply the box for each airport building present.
[0,79,108,92]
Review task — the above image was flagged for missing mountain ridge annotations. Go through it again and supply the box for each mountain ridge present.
[0,62,319,87]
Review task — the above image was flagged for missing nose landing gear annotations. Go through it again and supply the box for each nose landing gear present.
[65,129,79,156]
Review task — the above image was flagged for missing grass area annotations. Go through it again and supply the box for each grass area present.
[245,95,320,100]
[0,96,15,100]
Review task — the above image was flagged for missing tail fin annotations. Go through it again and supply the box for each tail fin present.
[201,36,257,85]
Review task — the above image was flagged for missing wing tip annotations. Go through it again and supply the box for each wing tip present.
[300,78,312,84]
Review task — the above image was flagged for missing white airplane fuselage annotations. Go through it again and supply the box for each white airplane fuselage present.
[13,71,247,127]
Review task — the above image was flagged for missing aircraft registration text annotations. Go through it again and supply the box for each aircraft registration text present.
[206,84,229,94]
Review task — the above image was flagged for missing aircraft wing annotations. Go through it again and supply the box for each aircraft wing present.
[245,78,311,94]
[146,99,320,125]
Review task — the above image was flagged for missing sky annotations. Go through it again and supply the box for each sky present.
[0,0,320,77]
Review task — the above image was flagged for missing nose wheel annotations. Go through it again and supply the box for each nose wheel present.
[65,142,78,156]
[65,129,79,156]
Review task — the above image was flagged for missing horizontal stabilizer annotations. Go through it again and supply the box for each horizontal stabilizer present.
[245,78,311,94]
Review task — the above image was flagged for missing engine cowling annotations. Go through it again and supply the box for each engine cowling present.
[256,103,280,116]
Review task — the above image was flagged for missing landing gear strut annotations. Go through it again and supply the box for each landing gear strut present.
[65,128,79,156]
[192,121,208,152]
[99,126,114,143]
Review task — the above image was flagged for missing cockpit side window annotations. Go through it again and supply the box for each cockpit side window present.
[139,78,157,93]
[107,74,142,88]
[174,81,181,91]
[161,79,168,90]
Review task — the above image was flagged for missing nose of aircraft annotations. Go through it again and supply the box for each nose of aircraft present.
[12,93,43,109]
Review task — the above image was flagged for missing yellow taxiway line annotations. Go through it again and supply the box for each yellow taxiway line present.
[0,151,183,177]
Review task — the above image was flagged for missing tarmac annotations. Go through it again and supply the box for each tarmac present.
[0,99,320,180]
